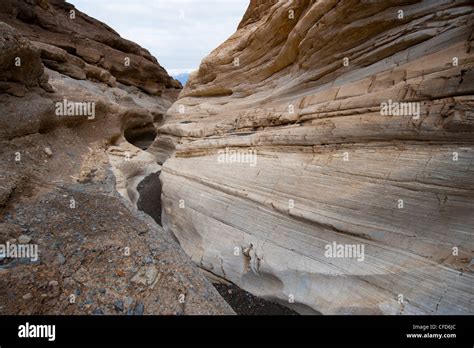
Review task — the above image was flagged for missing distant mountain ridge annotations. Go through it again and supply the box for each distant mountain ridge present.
[172,72,191,85]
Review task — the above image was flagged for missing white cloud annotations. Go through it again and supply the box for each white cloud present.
[69,0,249,73]
[167,68,196,76]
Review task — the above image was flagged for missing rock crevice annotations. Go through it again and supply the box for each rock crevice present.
[0,0,233,315]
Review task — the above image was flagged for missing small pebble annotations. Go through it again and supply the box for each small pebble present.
[114,300,124,312]
[134,302,144,315]
[18,235,32,244]
[57,253,66,265]
[92,308,104,315]
[124,296,133,307]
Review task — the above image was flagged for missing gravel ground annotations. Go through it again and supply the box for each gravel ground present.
[214,283,299,315]
[0,130,234,315]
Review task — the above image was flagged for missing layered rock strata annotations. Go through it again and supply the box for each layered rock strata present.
[158,0,474,314]
[0,0,233,314]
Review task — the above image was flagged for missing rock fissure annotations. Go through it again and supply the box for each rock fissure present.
[1,0,473,316]
[0,0,235,315]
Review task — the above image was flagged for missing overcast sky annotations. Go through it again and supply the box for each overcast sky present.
[69,0,249,76]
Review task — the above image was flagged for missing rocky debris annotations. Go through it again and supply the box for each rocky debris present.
[17,234,31,244]
[0,1,233,315]
[214,283,299,316]
[157,0,474,314]
[44,146,53,157]
[134,302,145,315]
[114,300,124,312]
[0,181,234,315]
[22,293,32,301]
[131,265,161,288]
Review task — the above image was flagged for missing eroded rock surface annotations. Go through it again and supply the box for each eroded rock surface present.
[0,0,233,315]
[158,0,474,314]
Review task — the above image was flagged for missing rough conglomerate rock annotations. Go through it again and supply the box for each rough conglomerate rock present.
[0,0,233,315]
[158,0,474,314]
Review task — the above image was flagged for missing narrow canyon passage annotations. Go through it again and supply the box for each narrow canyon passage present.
[110,107,301,314]
[127,132,300,315]
[0,0,472,318]
[0,0,235,315]
[136,171,162,226]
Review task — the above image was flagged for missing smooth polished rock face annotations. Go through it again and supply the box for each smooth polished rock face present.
[158,0,474,314]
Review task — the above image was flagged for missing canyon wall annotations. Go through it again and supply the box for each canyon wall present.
[158,0,474,314]
[0,0,233,314]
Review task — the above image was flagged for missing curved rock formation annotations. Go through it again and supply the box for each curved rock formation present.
[0,0,180,94]
[0,0,233,315]
[159,0,474,314]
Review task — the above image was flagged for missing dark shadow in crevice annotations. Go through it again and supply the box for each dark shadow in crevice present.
[213,283,299,315]
[136,171,162,226]
[124,123,157,150]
